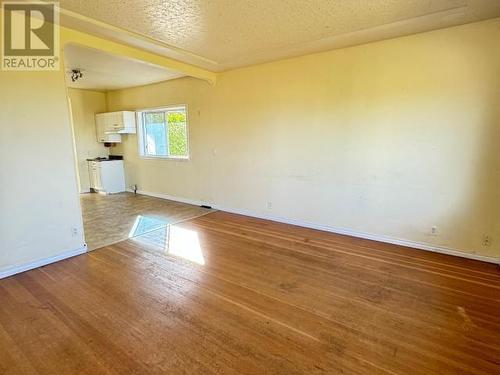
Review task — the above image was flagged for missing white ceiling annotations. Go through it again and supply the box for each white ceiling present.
[56,0,500,72]
[63,44,185,91]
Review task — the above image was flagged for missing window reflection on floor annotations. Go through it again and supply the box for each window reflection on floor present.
[128,215,168,238]
[130,220,205,265]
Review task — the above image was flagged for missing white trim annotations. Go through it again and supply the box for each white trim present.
[138,105,187,113]
[214,206,500,265]
[128,190,499,265]
[127,189,207,207]
[136,104,190,159]
[0,245,88,279]
[138,155,190,162]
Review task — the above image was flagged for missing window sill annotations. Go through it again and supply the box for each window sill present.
[139,155,190,162]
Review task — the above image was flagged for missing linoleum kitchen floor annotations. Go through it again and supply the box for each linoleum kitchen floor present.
[80,192,213,250]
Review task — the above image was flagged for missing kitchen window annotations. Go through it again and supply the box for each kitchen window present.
[137,105,189,159]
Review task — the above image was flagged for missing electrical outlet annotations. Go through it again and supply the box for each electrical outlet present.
[430,226,437,235]
[482,235,492,247]
[71,227,78,237]
[267,202,272,209]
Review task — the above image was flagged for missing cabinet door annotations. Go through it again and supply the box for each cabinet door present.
[95,114,107,142]
[121,111,137,133]
[95,113,122,143]
[88,162,101,189]
[105,112,124,132]
[92,163,103,190]
[88,163,95,188]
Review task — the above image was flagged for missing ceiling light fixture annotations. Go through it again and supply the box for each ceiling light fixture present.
[70,69,83,82]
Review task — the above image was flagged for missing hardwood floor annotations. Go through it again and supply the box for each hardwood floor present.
[0,211,499,374]
[80,192,212,250]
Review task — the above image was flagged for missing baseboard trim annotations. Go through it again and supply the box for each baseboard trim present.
[126,189,207,207]
[0,245,88,279]
[217,206,499,265]
[127,190,500,265]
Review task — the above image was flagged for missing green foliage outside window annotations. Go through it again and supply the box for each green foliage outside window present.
[167,112,188,157]
[143,109,188,157]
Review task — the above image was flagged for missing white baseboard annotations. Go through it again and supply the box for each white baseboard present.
[127,190,500,265]
[126,189,207,207]
[0,245,88,279]
[217,206,500,265]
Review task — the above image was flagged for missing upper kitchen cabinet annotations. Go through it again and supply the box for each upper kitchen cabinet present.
[95,113,121,143]
[95,111,136,143]
[106,111,136,134]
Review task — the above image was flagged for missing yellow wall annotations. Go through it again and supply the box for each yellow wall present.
[68,89,108,192]
[0,70,86,272]
[110,78,214,201]
[0,6,215,274]
[108,18,500,259]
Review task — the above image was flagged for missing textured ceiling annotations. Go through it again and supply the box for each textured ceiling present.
[57,0,500,71]
[64,44,184,90]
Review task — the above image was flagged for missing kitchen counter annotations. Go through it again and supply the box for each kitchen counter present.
[86,155,123,162]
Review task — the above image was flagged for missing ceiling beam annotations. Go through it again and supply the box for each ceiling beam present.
[60,26,217,85]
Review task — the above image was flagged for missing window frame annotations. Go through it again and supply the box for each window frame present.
[136,105,190,161]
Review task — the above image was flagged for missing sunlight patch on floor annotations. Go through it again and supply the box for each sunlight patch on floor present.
[128,215,168,238]
[165,225,205,265]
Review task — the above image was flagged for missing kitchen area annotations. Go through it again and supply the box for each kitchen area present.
[65,44,212,252]
[69,90,210,251]
[86,110,136,195]
[71,102,140,250]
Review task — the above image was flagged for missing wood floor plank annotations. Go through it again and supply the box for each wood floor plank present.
[0,210,499,374]
[195,215,500,283]
[123,227,500,374]
[190,216,500,325]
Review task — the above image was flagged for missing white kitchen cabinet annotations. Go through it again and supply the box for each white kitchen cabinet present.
[96,111,136,135]
[95,114,122,143]
[89,162,102,190]
[88,160,126,194]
